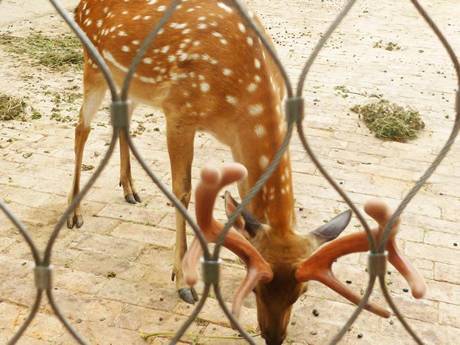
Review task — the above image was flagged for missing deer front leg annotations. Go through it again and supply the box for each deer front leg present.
[166,120,198,304]
[67,74,106,229]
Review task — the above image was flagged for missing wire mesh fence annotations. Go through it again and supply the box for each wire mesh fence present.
[0,0,459,344]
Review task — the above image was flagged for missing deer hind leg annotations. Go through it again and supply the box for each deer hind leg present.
[165,117,198,304]
[119,102,141,204]
[67,68,107,229]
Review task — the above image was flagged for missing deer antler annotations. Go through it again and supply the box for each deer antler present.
[182,163,273,319]
[295,200,427,318]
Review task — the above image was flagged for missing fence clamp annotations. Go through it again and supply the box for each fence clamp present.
[201,258,221,285]
[34,265,53,290]
[285,97,304,124]
[367,251,388,277]
[111,101,130,129]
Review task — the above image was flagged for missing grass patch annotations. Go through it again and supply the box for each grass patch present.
[0,93,42,122]
[351,99,425,142]
[0,32,83,70]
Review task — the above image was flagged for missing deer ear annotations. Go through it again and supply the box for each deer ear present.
[311,210,352,245]
[224,192,262,237]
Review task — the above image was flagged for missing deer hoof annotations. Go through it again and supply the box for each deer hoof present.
[67,214,84,229]
[125,194,138,204]
[178,288,199,304]
[133,192,142,203]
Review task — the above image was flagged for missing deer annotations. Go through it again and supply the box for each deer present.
[70,1,427,344]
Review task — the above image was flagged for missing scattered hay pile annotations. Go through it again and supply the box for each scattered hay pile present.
[0,94,41,121]
[373,40,401,51]
[0,94,28,121]
[0,33,83,70]
[351,99,425,142]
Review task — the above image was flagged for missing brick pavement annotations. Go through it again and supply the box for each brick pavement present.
[0,0,459,344]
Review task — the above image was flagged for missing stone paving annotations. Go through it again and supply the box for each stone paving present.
[0,0,459,344]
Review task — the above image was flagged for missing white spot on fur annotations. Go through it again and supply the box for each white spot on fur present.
[170,22,188,29]
[223,68,232,76]
[259,156,269,169]
[226,95,238,105]
[247,83,257,92]
[217,2,233,13]
[139,76,156,84]
[249,104,263,116]
[254,125,266,137]
[200,83,210,93]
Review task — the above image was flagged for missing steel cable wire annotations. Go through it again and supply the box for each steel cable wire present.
[0,0,458,344]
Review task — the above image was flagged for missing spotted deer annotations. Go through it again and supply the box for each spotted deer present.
[71,1,426,344]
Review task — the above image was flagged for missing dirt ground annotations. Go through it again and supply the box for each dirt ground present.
[0,0,459,344]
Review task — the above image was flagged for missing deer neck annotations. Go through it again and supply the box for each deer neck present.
[234,113,295,235]
[254,153,295,234]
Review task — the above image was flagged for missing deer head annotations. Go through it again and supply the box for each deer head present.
[183,163,426,345]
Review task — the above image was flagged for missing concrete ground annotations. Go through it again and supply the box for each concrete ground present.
[0,0,459,344]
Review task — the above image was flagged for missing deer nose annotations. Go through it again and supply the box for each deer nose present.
[263,332,286,345]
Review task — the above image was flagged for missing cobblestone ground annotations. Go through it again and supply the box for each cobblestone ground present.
[0,0,459,344]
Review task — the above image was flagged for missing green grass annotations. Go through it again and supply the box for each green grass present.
[351,99,425,142]
[0,32,83,70]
